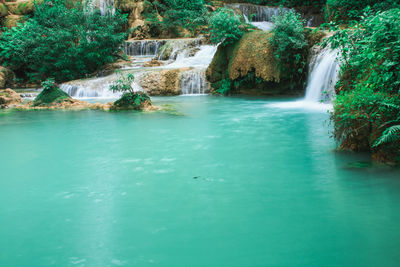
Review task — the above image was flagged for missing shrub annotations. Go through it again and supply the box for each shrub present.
[143,0,207,37]
[0,0,127,83]
[325,0,400,22]
[110,71,152,110]
[208,8,244,45]
[33,78,70,106]
[270,10,307,87]
[326,8,400,162]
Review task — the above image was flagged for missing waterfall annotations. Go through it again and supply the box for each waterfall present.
[268,47,340,110]
[60,75,121,99]
[165,45,218,69]
[226,4,289,31]
[83,0,115,15]
[181,69,209,95]
[124,40,165,57]
[304,47,340,103]
[99,0,115,15]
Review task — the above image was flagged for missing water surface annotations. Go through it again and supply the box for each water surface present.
[1,96,400,266]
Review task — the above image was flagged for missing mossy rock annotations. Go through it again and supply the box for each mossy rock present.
[3,14,25,28]
[113,92,152,110]
[0,66,15,88]
[33,86,71,107]
[6,0,35,15]
[0,4,8,17]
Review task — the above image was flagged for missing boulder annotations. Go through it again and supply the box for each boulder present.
[137,68,190,96]
[33,86,71,107]
[0,88,22,107]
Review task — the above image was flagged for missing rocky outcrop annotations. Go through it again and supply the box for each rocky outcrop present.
[115,0,149,39]
[206,31,291,95]
[0,88,22,108]
[0,67,15,89]
[137,68,190,96]
[6,0,35,15]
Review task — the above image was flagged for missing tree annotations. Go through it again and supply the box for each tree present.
[208,8,244,45]
[0,0,127,83]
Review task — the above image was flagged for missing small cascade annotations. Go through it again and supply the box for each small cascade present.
[60,75,121,99]
[226,4,289,22]
[165,45,218,69]
[124,40,165,57]
[83,0,115,15]
[181,69,209,95]
[304,47,340,103]
[226,3,289,31]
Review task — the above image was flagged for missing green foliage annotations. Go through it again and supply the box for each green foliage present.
[110,71,136,95]
[208,8,244,45]
[143,0,207,37]
[0,0,127,83]
[374,125,400,147]
[216,79,232,94]
[222,0,326,7]
[326,0,400,22]
[325,9,400,161]
[33,78,70,106]
[270,10,307,87]
[110,71,152,110]
[113,92,151,110]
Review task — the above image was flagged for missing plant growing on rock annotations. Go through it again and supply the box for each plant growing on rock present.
[110,71,152,110]
[33,78,71,106]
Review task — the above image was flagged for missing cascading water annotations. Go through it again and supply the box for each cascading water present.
[124,40,165,57]
[99,0,115,15]
[226,4,290,31]
[304,47,340,102]
[181,69,209,95]
[269,47,340,110]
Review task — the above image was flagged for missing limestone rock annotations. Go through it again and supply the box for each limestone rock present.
[0,88,22,107]
[137,68,190,96]
[0,67,15,89]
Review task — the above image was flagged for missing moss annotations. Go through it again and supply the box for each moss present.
[0,4,8,17]
[6,0,35,15]
[228,31,280,82]
[33,86,71,107]
[206,31,295,95]
[112,92,152,110]
[3,14,26,28]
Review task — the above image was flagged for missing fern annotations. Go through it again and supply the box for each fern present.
[373,125,400,147]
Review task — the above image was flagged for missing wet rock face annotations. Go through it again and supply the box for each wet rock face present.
[0,88,22,108]
[137,68,190,96]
